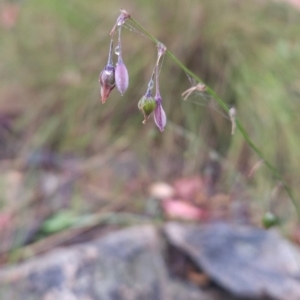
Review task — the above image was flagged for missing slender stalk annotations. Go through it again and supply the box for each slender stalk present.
[107,38,114,65]
[155,63,160,97]
[118,26,122,56]
[129,16,300,219]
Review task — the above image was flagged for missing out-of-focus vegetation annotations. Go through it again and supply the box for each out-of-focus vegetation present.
[1,0,300,262]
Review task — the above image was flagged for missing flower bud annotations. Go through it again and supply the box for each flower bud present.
[115,57,129,95]
[114,26,129,96]
[99,64,115,104]
[99,39,115,104]
[154,95,167,132]
[138,91,156,124]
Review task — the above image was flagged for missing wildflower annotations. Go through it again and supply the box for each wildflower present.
[99,39,115,104]
[154,93,167,132]
[138,88,156,124]
[115,27,129,95]
[153,43,167,131]
[115,58,128,95]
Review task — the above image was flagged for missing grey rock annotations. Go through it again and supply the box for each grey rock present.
[165,222,300,300]
[1,222,299,300]
[0,225,217,300]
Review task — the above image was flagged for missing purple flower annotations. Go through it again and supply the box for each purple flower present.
[115,56,129,95]
[99,65,115,104]
[153,44,167,132]
[99,39,115,104]
[115,27,129,95]
[154,94,166,132]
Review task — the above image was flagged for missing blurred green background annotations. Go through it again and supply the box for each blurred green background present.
[1,0,300,260]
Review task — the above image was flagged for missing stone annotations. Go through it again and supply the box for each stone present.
[165,222,300,300]
[0,225,219,300]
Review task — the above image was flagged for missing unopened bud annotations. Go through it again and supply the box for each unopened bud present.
[99,65,115,104]
[114,26,129,96]
[115,57,129,95]
[154,95,167,132]
[138,91,156,124]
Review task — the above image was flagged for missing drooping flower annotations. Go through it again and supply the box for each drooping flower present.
[153,43,167,131]
[99,39,115,104]
[99,65,115,104]
[115,58,128,95]
[138,88,156,124]
[115,27,129,95]
[154,93,167,132]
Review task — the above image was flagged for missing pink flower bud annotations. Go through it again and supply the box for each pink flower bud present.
[99,64,115,104]
[152,44,167,132]
[114,26,129,96]
[154,95,167,132]
[115,56,129,95]
[99,39,115,104]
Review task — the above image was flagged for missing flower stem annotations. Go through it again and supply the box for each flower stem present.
[118,26,122,56]
[108,38,114,65]
[129,16,300,220]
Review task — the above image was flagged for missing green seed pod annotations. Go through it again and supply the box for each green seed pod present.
[138,93,156,124]
[262,212,280,229]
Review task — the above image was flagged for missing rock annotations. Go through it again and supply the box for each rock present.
[0,225,221,300]
[2,222,298,300]
[165,222,300,300]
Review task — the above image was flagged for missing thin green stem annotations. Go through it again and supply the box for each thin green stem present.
[129,16,300,220]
